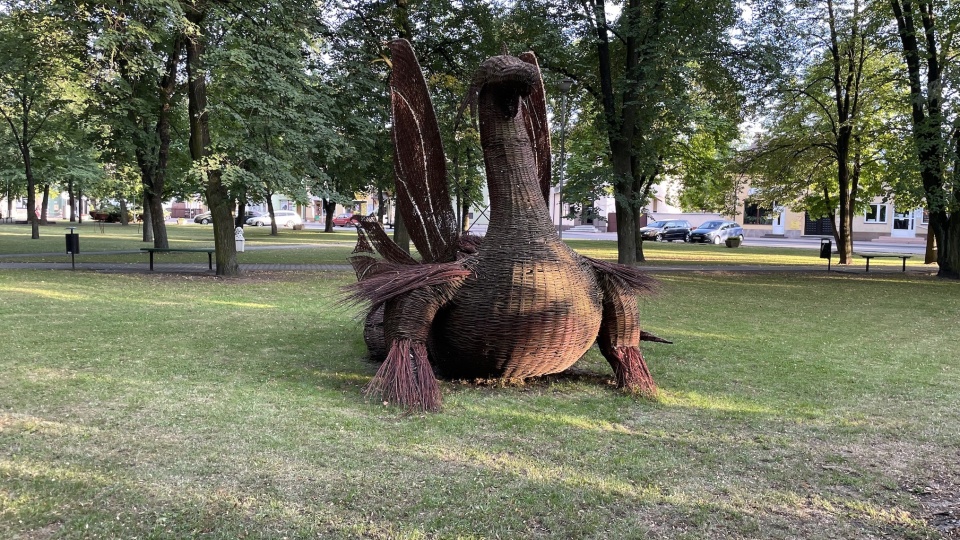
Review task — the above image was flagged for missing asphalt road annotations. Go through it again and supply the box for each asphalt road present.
[555,229,929,255]
[183,219,929,256]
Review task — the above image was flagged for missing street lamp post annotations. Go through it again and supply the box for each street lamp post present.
[557,78,573,239]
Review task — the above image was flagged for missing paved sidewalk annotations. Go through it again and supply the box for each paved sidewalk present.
[0,261,355,273]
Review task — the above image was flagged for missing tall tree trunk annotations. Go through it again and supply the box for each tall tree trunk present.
[592,0,630,263]
[142,203,154,242]
[40,184,50,225]
[938,217,960,279]
[266,191,277,236]
[76,189,83,224]
[139,35,180,250]
[890,0,958,278]
[119,197,129,225]
[23,146,38,239]
[613,189,639,264]
[591,0,650,264]
[461,201,470,232]
[235,193,247,229]
[835,163,853,264]
[68,179,76,222]
[184,4,238,276]
[323,199,336,232]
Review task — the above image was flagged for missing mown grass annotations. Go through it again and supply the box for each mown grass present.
[1,268,957,539]
[0,223,928,270]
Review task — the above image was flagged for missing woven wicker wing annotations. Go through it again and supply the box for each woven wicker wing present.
[518,51,552,208]
[389,39,459,263]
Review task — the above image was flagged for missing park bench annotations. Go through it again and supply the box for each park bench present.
[855,252,912,272]
[141,247,215,271]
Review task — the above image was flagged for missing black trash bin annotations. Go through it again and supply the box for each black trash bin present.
[65,227,79,270]
[65,232,79,254]
[820,237,832,271]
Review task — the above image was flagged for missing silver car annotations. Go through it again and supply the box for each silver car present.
[689,220,744,245]
[246,210,303,227]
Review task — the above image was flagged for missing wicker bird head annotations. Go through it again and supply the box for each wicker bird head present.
[464,55,540,120]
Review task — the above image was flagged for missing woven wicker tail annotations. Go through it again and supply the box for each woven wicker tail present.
[430,56,602,379]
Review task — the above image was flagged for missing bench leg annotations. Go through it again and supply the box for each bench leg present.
[149,251,154,271]
[208,252,213,270]
[865,258,870,272]
[902,258,907,272]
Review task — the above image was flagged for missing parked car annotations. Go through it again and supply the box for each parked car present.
[246,210,303,227]
[689,220,744,245]
[332,213,361,227]
[195,211,260,224]
[639,219,693,242]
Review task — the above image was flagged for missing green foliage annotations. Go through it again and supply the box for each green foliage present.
[560,101,614,220]
[500,1,749,262]
[87,0,192,198]
[740,1,896,219]
[320,0,503,219]
[209,1,338,208]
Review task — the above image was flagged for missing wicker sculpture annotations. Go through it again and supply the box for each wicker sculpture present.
[349,40,666,411]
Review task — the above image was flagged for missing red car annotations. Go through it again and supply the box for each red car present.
[332,213,360,227]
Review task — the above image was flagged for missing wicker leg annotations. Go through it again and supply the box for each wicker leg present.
[596,277,658,397]
[600,345,657,397]
[363,288,447,412]
[365,338,440,412]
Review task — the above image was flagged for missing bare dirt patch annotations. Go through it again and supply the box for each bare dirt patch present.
[914,474,960,538]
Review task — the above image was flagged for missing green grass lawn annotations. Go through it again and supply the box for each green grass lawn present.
[1,268,957,538]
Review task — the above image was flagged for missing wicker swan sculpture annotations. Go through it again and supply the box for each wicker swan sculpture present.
[349,40,667,411]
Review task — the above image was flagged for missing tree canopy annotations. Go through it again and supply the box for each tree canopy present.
[1,0,958,278]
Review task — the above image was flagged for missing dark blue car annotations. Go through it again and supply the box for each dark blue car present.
[639,219,693,242]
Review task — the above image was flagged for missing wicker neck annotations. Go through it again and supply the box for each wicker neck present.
[479,95,556,239]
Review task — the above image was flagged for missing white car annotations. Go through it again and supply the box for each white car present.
[246,210,303,227]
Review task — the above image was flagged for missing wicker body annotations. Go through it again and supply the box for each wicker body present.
[429,67,603,378]
[348,41,663,411]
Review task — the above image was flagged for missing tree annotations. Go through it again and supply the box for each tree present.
[0,124,25,219]
[210,1,334,236]
[0,1,85,238]
[30,117,104,223]
[587,0,747,263]
[559,101,617,227]
[887,0,960,279]
[501,0,747,263]
[91,0,186,246]
[743,0,894,264]
[180,0,238,275]
[323,0,501,243]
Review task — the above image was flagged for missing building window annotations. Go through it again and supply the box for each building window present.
[864,203,888,223]
[921,209,929,225]
[743,200,772,225]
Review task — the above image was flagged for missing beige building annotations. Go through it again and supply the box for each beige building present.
[729,187,928,242]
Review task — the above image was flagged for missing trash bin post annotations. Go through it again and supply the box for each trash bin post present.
[819,238,832,271]
[64,227,79,270]
[235,227,245,253]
